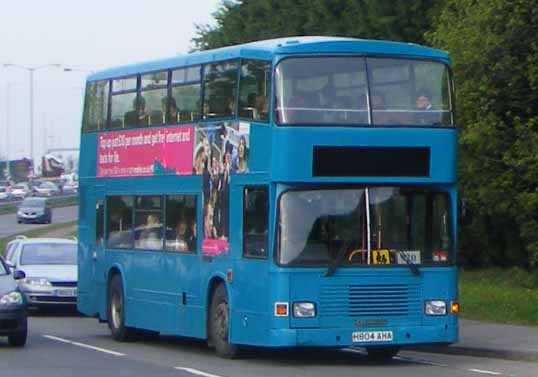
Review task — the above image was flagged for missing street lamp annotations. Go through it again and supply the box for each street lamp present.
[2,63,62,175]
[64,67,95,74]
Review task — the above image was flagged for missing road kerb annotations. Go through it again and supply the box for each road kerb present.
[406,344,538,363]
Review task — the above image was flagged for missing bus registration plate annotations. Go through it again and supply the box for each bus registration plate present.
[352,331,393,343]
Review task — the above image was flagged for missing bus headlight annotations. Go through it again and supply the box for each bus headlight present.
[293,302,316,318]
[425,300,447,315]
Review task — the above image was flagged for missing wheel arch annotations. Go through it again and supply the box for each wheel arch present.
[106,264,127,319]
[205,273,231,339]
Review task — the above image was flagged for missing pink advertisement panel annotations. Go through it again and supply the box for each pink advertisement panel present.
[97,126,194,177]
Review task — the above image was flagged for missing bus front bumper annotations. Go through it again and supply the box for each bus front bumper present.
[265,324,458,348]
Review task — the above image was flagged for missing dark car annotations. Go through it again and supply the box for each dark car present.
[17,197,52,224]
[0,256,27,347]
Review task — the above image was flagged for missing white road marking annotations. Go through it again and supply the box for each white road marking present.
[467,369,501,376]
[174,367,224,377]
[43,335,125,357]
[345,348,504,376]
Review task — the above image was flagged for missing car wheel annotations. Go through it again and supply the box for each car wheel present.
[17,220,22,224]
[107,274,138,341]
[8,330,27,347]
[208,284,241,358]
[366,346,399,362]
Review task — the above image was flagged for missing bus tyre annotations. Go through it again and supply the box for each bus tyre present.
[209,284,239,358]
[108,274,139,342]
[366,346,399,362]
[8,330,27,347]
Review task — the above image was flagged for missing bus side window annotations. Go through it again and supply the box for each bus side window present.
[165,195,197,253]
[243,186,268,258]
[106,196,134,249]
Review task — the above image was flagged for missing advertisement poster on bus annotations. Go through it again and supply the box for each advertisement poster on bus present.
[97,126,194,177]
[97,121,251,256]
[192,122,250,255]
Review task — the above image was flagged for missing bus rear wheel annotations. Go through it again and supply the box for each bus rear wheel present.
[208,284,240,358]
[366,346,400,362]
[107,274,139,342]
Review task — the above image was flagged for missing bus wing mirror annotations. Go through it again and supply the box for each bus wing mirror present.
[458,198,473,226]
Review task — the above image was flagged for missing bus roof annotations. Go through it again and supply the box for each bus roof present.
[89,36,449,82]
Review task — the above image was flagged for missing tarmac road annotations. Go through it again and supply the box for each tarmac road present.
[0,311,535,377]
[0,205,78,238]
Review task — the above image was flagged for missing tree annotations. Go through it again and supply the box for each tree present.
[192,0,444,51]
[429,0,538,267]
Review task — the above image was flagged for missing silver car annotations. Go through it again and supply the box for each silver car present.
[11,183,30,200]
[5,238,77,308]
[33,182,60,197]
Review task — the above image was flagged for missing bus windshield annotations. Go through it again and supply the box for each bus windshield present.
[275,57,453,127]
[278,187,452,266]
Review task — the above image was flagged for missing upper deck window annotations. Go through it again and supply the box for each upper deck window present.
[275,57,453,127]
[203,60,239,120]
[368,58,452,126]
[112,77,137,93]
[141,71,168,89]
[238,60,271,122]
[82,80,109,132]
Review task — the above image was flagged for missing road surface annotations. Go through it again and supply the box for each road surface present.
[0,311,535,377]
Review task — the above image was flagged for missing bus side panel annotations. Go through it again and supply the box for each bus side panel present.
[77,183,95,316]
[231,259,270,345]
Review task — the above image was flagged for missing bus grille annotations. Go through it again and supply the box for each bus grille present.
[319,283,422,323]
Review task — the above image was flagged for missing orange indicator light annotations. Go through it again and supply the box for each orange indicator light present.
[274,302,289,317]
[451,301,460,314]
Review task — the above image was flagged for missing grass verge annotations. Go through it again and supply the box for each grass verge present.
[0,195,78,215]
[0,220,78,256]
[459,267,538,326]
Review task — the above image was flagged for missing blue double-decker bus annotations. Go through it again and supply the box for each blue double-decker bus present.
[77,36,459,360]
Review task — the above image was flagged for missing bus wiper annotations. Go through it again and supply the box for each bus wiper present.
[398,250,420,276]
[325,241,349,277]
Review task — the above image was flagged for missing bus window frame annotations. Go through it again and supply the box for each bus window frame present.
[242,185,269,260]
[237,58,272,124]
[201,58,240,122]
[84,58,269,133]
[133,194,165,251]
[169,64,203,125]
[273,55,455,129]
[163,193,199,255]
[105,194,135,250]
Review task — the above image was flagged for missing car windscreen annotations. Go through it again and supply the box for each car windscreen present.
[20,243,77,265]
[0,258,8,275]
[21,199,45,207]
[0,187,6,193]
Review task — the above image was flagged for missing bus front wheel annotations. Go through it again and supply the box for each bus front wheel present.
[107,274,139,342]
[208,284,240,358]
[366,346,400,362]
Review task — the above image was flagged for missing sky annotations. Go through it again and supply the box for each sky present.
[0,0,221,165]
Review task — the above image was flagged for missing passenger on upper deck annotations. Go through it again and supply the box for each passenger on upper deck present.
[162,96,178,124]
[124,96,150,126]
[414,91,439,125]
[253,94,269,121]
